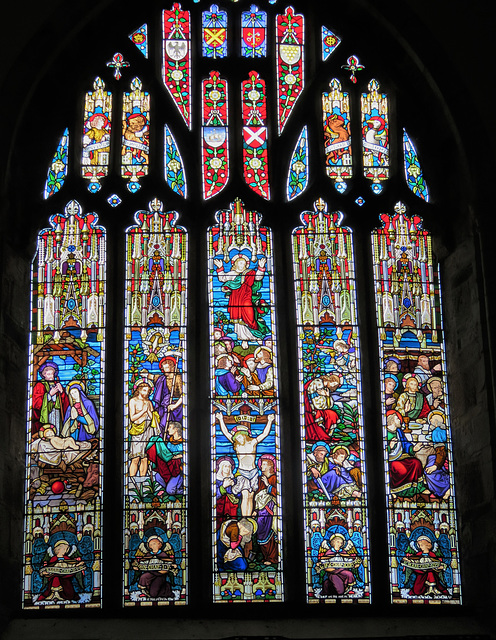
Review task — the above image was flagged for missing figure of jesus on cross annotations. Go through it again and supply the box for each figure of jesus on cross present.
[215,409,274,517]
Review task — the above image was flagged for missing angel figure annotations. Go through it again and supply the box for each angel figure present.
[36,539,85,603]
[315,533,362,597]
[398,532,450,598]
[133,535,179,599]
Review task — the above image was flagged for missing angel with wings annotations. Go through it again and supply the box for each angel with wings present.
[314,532,362,596]
[133,534,179,599]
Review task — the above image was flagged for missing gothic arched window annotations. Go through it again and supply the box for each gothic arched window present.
[20,0,462,611]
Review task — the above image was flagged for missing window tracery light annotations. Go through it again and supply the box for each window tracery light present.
[321,26,341,61]
[403,130,430,201]
[82,78,112,194]
[107,194,122,207]
[276,6,304,134]
[162,4,192,129]
[241,5,267,58]
[287,125,308,201]
[164,125,187,198]
[122,77,150,193]
[322,79,352,194]
[361,79,389,194]
[202,70,229,200]
[242,71,270,200]
[107,53,130,81]
[44,128,69,200]
[129,23,149,58]
[202,4,228,58]
[341,55,364,84]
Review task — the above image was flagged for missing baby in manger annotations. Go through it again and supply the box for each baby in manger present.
[31,425,92,468]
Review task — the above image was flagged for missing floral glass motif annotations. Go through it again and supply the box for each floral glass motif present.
[162,4,192,129]
[107,53,130,81]
[321,26,341,61]
[403,130,429,202]
[208,199,283,602]
[276,6,304,134]
[361,79,389,194]
[202,71,229,199]
[202,4,228,58]
[122,77,150,193]
[23,200,106,609]
[242,71,270,200]
[82,78,112,193]
[129,24,148,58]
[287,125,308,201]
[124,199,188,606]
[44,128,69,199]
[165,125,187,198]
[241,5,267,58]
[322,79,352,194]
[371,202,461,604]
[293,198,370,604]
[107,194,122,207]
[341,55,364,84]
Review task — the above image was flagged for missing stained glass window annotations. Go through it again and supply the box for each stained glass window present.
[208,200,283,602]
[276,6,304,134]
[293,198,370,603]
[372,202,461,604]
[82,78,112,193]
[162,4,192,129]
[26,1,462,613]
[202,70,229,199]
[122,77,150,193]
[403,130,430,201]
[322,79,352,193]
[287,125,308,201]
[202,4,228,58]
[242,71,269,200]
[361,79,389,194]
[23,200,106,609]
[241,5,267,58]
[44,128,69,199]
[124,198,188,606]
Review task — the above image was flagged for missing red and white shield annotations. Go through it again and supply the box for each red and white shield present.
[242,27,265,48]
[243,126,267,148]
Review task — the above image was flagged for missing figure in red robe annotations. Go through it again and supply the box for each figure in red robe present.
[214,253,269,341]
[304,374,341,443]
[408,536,449,597]
[37,539,84,603]
[32,361,69,438]
[386,410,427,498]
